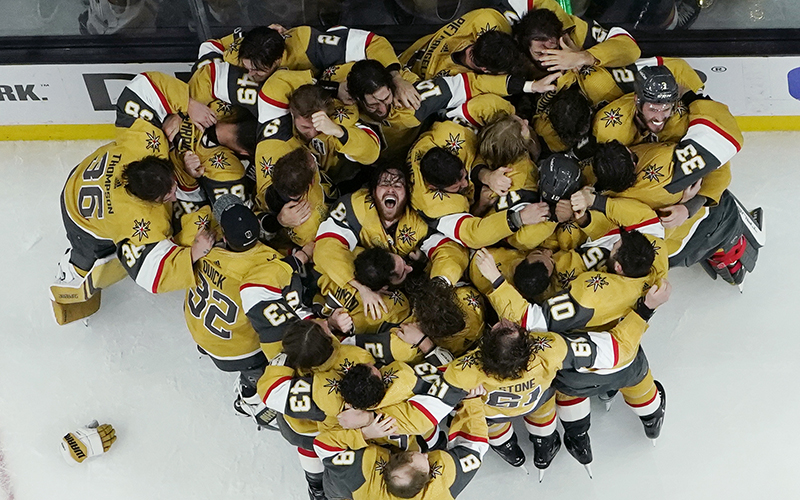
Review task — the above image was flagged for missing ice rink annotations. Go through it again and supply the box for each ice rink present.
[0,132,796,500]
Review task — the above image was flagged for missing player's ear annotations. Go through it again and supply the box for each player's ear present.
[614,261,624,275]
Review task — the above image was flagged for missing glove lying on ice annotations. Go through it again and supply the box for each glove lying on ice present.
[60,420,116,464]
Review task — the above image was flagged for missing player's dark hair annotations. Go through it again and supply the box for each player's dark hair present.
[615,228,656,278]
[512,8,563,50]
[347,60,395,104]
[239,26,285,71]
[354,247,395,291]
[122,156,175,202]
[289,84,334,118]
[479,320,533,380]
[472,30,528,76]
[514,260,552,303]
[549,86,594,149]
[419,147,464,191]
[231,117,258,156]
[406,276,466,340]
[368,162,408,199]
[272,148,315,200]
[478,114,539,167]
[384,451,432,498]
[339,363,386,410]
[282,320,334,371]
[593,140,637,193]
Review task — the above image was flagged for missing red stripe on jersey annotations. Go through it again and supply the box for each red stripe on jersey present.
[556,397,587,407]
[315,232,350,247]
[426,236,454,258]
[240,283,282,294]
[612,336,620,366]
[628,390,658,408]
[365,32,375,46]
[525,413,556,427]
[143,73,173,114]
[453,215,470,245]
[461,102,477,126]
[605,217,661,236]
[656,56,664,65]
[521,308,529,328]
[448,431,489,443]
[263,375,292,401]
[311,440,343,453]
[527,0,534,11]
[410,400,438,427]
[210,62,218,101]
[259,92,290,109]
[297,447,319,457]
[358,124,380,144]
[209,40,224,52]
[152,244,178,293]
[461,73,472,100]
[689,117,742,152]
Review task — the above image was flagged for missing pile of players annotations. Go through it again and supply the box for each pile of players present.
[51,0,765,498]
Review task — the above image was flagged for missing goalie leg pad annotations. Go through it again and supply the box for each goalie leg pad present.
[50,253,126,304]
[51,292,102,326]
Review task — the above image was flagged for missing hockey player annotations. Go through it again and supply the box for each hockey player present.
[589,138,764,287]
[191,24,419,120]
[183,194,317,417]
[441,281,669,469]
[50,122,215,325]
[317,395,489,500]
[315,163,468,323]
[399,8,528,80]
[115,72,258,208]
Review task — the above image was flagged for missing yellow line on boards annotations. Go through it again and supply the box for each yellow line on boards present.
[0,125,117,141]
[0,117,799,141]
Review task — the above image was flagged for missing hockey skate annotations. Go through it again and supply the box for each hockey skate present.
[563,431,593,478]
[490,433,526,467]
[704,200,764,291]
[233,383,279,431]
[305,471,328,500]
[529,431,561,482]
[640,380,666,444]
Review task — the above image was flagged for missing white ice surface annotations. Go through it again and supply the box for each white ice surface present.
[0,133,797,500]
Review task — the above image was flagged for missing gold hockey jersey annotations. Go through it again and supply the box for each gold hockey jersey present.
[318,397,489,500]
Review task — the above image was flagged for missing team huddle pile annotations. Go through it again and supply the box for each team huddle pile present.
[49,0,765,498]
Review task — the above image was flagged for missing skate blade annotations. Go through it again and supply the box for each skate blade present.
[538,468,545,483]
[584,464,593,479]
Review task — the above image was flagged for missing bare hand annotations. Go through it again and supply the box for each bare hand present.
[518,202,550,225]
[396,322,434,353]
[466,384,487,399]
[539,37,596,71]
[188,98,217,131]
[361,414,398,440]
[356,284,389,321]
[183,151,205,178]
[162,114,182,141]
[554,199,573,223]
[268,23,287,35]
[644,279,672,309]
[392,74,421,110]
[328,308,354,334]
[475,248,502,282]
[277,200,312,228]
[658,204,689,229]
[525,72,562,93]
[191,229,216,263]
[484,167,513,196]
[337,408,373,429]
[312,110,344,138]
[570,186,596,218]
[680,179,703,203]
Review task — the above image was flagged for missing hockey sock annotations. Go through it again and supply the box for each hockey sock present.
[621,371,662,416]
[296,447,324,474]
[488,422,514,446]
[556,395,590,435]
[524,396,557,437]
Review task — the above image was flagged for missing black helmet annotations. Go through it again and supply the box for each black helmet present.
[634,65,679,104]
[539,154,582,203]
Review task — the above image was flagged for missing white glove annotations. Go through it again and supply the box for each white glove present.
[425,346,455,367]
[60,420,116,465]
